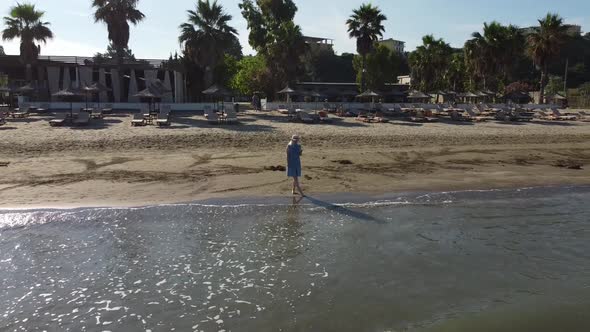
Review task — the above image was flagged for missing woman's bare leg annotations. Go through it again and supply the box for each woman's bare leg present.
[294,177,304,196]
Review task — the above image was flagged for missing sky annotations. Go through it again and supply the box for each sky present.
[1,0,588,59]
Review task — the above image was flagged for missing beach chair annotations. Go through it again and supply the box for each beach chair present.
[373,111,389,123]
[49,113,67,127]
[537,110,558,120]
[131,112,146,126]
[514,108,534,122]
[206,111,220,124]
[91,108,104,119]
[203,105,212,117]
[318,110,332,123]
[156,111,171,127]
[410,109,428,122]
[11,106,30,118]
[450,108,470,121]
[577,111,590,122]
[101,104,113,114]
[464,107,491,121]
[550,108,578,121]
[223,109,238,124]
[35,103,50,114]
[73,111,90,126]
[298,111,316,123]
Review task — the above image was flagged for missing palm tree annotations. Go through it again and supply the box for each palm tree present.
[409,35,452,91]
[179,0,238,88]
[346,3,386,91]
[2,3,53,81]
[465,22,524,90]
[92,0,145,101]
[526,13,567,103]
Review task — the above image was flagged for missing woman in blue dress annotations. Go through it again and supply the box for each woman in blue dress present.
[286,135,304,196]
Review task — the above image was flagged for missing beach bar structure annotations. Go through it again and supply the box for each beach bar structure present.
[0,54,185,104]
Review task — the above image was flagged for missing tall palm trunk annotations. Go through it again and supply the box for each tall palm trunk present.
[116,48,125,102]
[361,55,366,91]
[539,63,547,104]
[25,63,32,82]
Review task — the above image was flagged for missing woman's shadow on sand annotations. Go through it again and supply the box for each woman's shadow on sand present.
[302,195,384,224]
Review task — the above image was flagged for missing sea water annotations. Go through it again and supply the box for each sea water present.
[1,187,589,332]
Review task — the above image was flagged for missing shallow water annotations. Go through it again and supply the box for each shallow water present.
[1,187,589,332]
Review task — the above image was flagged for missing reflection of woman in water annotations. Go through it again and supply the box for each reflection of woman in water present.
[286,135,304,196]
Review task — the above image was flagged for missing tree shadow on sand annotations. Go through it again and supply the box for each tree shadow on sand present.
[172,113,275,132]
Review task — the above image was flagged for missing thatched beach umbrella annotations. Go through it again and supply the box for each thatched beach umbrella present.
[80,82,100,109]
[134,85,163,113]
[278,86,297,104]
[52,87,84,118]
[356,90,381,107]
[88,82,112,109]
[203,84,233,112]
[407,90,431,102]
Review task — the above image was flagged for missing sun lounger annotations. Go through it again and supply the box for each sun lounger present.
[156,111,171,126]
[537,110,558,120]
[11,106,30,118]
[206,111,220,124]
[298,111,316,123]
[464,108,492,121]
[131,112,146,126]
[35,103,50,114]
[318,110,331,123]
[101,104,113,114]
[91,109,104,119]
[49,113,67,127]
[577,111,590,122]
[450,109,470,121]
[551,108,578,121]
[73,111,90,126]
[223,109,238,124]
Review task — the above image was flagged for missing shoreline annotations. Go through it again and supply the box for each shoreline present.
[1,183,589,212]
[1,111,590,210]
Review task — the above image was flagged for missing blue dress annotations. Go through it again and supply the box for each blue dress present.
[287,144,302,177]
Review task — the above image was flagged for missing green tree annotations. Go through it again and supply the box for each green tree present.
[0,45,4,55]
[579,82,590,96]
[93,42,136,63]
[215,54,239,88]
[239,0,306,92]
[409,35,452,91]
[526,13,567,103]
[464,22,524,90]
[179,0,239,88]
[445,52,466,91]
[229,55,268,96]
[352,44,401,91]
[545,75,564,96]
[92,0,144,101]
[2,3,53,81]
[346,3,387,91]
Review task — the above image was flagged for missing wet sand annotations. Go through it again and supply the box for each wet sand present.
[0,110,589,208]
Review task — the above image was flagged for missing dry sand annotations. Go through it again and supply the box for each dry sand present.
[1,110,589,209]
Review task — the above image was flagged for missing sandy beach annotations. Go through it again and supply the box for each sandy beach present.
[1,110,589,209]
